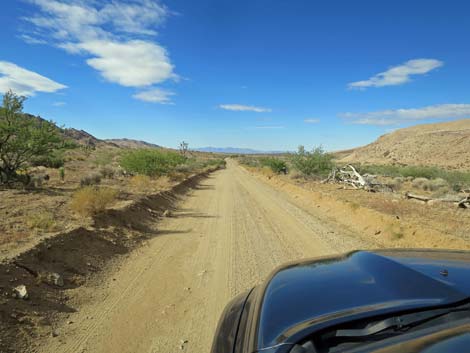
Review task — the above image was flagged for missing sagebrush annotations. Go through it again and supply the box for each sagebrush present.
[70,186,118,216]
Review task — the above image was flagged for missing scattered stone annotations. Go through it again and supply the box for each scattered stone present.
[48,273,64,287]
[375,230,381,235]
[51,329,59,337]
[197,270,207,276]
[180,339,188,350]
[163,210,172,217]
[12,285,28,300]
[67,320,73,325]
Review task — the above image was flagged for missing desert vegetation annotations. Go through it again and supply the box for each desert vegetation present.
[238,145,334,178]
[0,91,65,185]
[0,91,227,253]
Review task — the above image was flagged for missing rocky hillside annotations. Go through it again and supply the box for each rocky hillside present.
[105,138,162,149]
[338,119,470,170]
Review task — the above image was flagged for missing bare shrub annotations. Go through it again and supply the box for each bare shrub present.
[424,178,448,191]
[411,177,429,189]
[27,212,56,232]
[129,175,152,191]
[99,166,115,179]
[389,177,404,191]
[80,173,102,187]
[70,187,118,216]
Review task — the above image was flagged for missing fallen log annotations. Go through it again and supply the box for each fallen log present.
[405,192,470,208]
[405,192,432,202]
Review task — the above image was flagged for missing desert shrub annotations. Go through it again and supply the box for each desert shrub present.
[358,164,470,188]
[238,156,261,168]
[70,186,118,216]
[27,212,56,231]
[203,158,226,169]
[288,169,304,180]
[59,167,65,181]
[93,149,120,167]
[412,177,429,189]
[31,150,65,168]
[260,157,287,174]
[80,173,102,187]
[424,178,448,191]
[174,164,193,174]
[129,175,152,191]
[99,166,115,179]
[388,177,404,191]
[290,146,334,177]
[120,149,186,176]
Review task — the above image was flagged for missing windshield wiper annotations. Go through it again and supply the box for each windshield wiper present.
[334,303,470,338]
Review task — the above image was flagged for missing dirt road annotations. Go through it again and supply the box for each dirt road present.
[40,160,371,353]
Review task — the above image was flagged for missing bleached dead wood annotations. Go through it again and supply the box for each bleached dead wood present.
[458,196,470,209]
[405,192,432,202]
[323,165,379,191]
[406,192,469,208]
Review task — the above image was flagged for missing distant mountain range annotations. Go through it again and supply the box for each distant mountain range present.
[194,147,288,154]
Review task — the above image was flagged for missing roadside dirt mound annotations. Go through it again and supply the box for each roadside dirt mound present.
[0,170,216,353]
[338,119,470,169]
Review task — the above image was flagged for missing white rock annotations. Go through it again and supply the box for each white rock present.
[12,285,28,300]
[49,273,64,287]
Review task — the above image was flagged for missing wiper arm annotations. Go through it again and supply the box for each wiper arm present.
[335,303,470,338]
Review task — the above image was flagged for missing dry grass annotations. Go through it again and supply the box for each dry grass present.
[129,175,153,191]
[27,212,56,232]
[70,186,118,217]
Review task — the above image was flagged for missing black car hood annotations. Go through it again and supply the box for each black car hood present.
[257,250,470,350]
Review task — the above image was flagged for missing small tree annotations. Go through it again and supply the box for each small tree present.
[0,90,62,184]
[291,145,334,177]
[179,141,189,157]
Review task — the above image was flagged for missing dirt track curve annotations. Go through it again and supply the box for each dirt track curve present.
[39,160,372,353]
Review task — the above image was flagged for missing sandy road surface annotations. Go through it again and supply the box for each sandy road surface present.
[40,160,371,353]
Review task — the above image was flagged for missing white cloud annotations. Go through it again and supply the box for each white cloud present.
[340,104,470,126]
[348,58,443,89]
[53,101,66,106]
[24,0,175,97]
[0,61,67,96]
[133,88,174,104]
[304,118,320,124]
[77,40,174,87]
[219,104,272,113]
[18,34,47,45]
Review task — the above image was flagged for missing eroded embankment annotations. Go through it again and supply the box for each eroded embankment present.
[0,168,220,353]
[243,167,470,251]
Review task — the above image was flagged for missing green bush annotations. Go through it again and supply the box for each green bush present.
[59,167,65,181]
[120,149,186,177]
[260,157,287,174]
[31,150,65,168]
[290,146,334,177]
[203,158,227,169]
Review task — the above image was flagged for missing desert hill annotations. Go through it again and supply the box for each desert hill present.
[105,138,162,149]
[338,119,470,170]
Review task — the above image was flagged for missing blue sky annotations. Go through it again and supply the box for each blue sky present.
[1,0,470,151]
